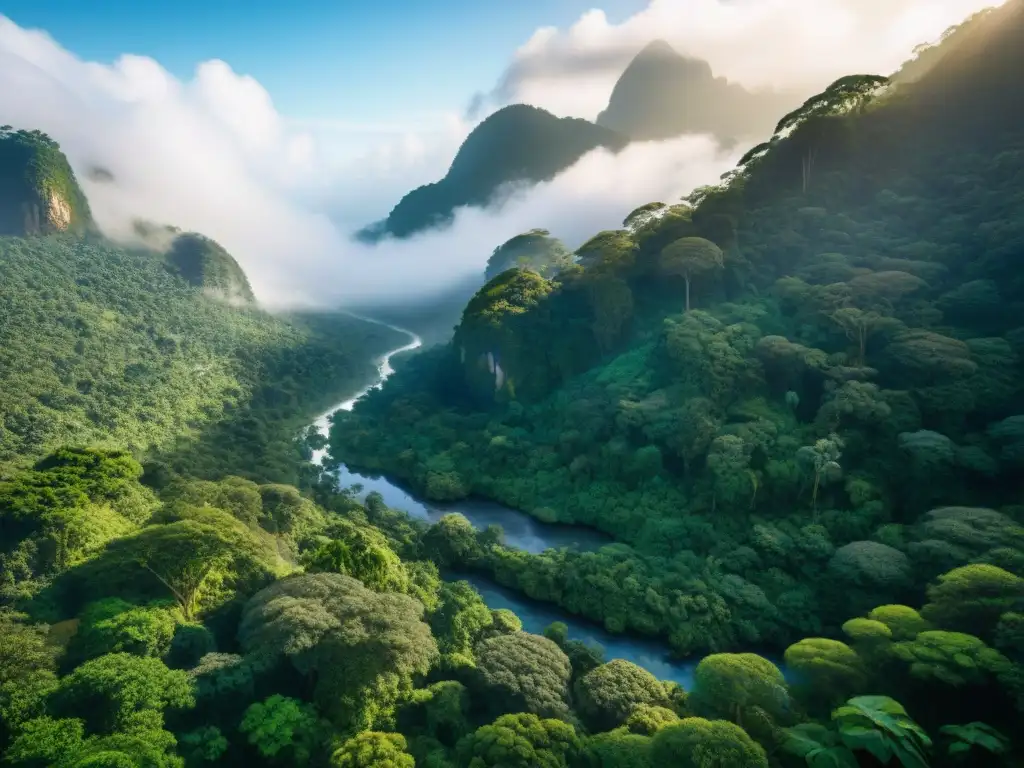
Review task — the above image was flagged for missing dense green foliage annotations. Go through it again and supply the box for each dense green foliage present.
[0,232,404,482]
[4,5,1024,766]
[357,105,627,241]
[483,229,573,282]
[330,0,1024,663]
[165,233,254,304]
[0,127,92,236]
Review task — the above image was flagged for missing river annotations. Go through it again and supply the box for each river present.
[312,317,780,688]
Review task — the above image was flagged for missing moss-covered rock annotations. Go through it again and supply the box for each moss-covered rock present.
[165,233,255,304]
[0,127,92,236]
[454,268,556,402]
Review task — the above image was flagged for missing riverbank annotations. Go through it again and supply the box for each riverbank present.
[310,318,791,682]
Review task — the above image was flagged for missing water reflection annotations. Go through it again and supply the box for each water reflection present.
[310,319,787,684]
[334,464,611,554]
[460,573,705,688]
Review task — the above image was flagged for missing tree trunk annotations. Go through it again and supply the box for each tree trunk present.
[685,275,691,312]
[811,471,821,520]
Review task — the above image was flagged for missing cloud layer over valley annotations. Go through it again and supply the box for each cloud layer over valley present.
[478,0,1004,119]
[0,0,1003,309]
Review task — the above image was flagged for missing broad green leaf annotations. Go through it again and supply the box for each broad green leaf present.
[839,725,891,762]
[783,724,835,757]
[940,722,1009,755]
[808,746,859,768]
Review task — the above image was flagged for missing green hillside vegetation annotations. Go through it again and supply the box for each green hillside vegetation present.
[2,3,1024,766]
[330,0,1024,667]
[0,127,93,236]
[483,229,573,282]
[2,454,1021,766]
[165,233,255,304]
[358,105,627,241]
[0,231,405,484]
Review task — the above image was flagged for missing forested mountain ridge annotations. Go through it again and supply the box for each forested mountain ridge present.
[595,39,798,143]
[165,232,255,304]
[0,126,93,236]
[0,130,413,484]
[3,5,1024,768]
[357,104,627,241]
[329,0,1024,728]
[0,233,407,484]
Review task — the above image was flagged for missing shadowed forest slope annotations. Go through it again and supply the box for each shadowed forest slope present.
[331,0,1024,656]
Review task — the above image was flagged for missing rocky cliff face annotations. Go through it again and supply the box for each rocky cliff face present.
[0,127,92,236]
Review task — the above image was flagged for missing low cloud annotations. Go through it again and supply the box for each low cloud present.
[474,0,1005,119]
[0,2,995,311]
[0,15,733,310]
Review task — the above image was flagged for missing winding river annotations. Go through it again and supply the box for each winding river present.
[312,318,778,688]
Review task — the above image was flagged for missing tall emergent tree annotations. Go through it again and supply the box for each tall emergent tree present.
[659,237,725,311]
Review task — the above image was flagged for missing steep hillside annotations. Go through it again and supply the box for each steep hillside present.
[359,104,627,241]
[483,229,573,282]
[595,40,798,143]
[331,0,1024,659]
[0,234,404,483]
[0,129,413,482]
[0,127,92,236]
[3,7,1024,768]
[165,232,255,304]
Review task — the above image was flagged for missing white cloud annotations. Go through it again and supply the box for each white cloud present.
[483,0,1005,119]
[0,1,996,311]
[0,15,734,311]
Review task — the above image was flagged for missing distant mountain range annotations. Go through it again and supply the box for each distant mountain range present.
[357,104,627,243]
[360,41,798,242]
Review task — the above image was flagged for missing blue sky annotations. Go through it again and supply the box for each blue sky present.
[2,0,644,125]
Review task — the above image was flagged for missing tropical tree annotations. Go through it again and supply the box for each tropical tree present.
[238,573,438,730]
[689,653,789,729]
[240,695,326,766]
[783,638,865,711]
[301,521,408,592]
[331,731,415,768]
[659,237,725,311]
[456,713,579,768]
[574,659,670,732]
[49,653,194,734]
[829,307,900,366]
[117,508,280,620]
[0,612,59,748]
[796,434,843,515]
[649,717,768,768]
[472,633,572,719]
[772,74,890,192]
[831,695,931,768]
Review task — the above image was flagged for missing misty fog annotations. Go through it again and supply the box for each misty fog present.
[0,0,1001,309]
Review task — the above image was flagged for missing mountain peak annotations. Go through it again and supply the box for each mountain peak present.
[358,106,626,241]
[636,39,679,58]
[595,43,797,143]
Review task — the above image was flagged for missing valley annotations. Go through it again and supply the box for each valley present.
[2,3,1024,767]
